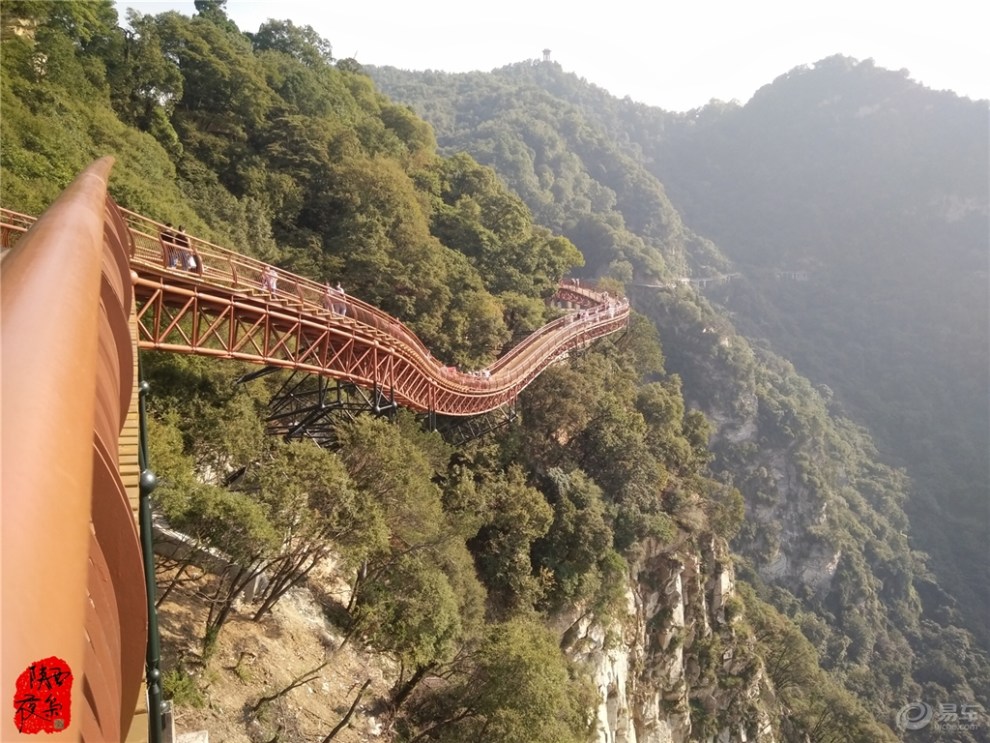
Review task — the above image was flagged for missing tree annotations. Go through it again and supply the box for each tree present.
[637,380,691,472]
[168,483,279,656]
[531,469,613,608]
[109,10,183,151]
[249,439,387,620]
[141,353,267,482]
[432,153,583,297]
[467,467,552,615]
[250,19,333,68]
[193,0,238,32]
[351,553,461,679]
[152,10,273,187]
[380,101,437,159]
[2,0,119,48]
[333,416,445,551]
[411,618,594,743]
[575,394,667,541]
[518,364,600,467]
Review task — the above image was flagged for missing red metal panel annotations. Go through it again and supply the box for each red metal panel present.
[84,540,122,741]
[90,434,147,737]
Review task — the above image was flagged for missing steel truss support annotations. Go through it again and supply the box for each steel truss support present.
[251,370,398,448]
[130,269,629,418]
[246,368,512,449]
[429,404,518,447]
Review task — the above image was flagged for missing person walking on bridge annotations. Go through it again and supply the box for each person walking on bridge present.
[333,282,347,316]
[160,222,178,267]
[261,265,279,293]
[174,225,191,270]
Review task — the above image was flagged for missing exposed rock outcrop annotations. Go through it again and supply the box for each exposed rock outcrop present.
[563,536,777,743]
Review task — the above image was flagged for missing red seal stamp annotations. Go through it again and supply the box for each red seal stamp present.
[12,657,72,734]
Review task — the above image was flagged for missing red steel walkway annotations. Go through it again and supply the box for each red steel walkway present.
[3,208,627,418]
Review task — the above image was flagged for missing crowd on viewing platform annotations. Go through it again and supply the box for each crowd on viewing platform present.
[567,294,625,322]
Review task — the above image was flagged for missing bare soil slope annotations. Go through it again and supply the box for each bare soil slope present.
[157,563,395,743]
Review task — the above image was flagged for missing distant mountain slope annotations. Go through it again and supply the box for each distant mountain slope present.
[371,63,736,283]
[370,54,990,637]
[644,56,989,643]
[371,57,990,740]
[461,57,990,647]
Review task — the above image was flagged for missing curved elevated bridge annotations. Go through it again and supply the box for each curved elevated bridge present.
[0,159,627,741]
[4,201,626,421]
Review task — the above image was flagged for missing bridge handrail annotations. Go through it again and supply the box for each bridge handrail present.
[115,210,630,388]
[1,159,146,741]
[119,208,439,359]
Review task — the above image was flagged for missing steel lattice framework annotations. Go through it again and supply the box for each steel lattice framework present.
[1,205,629,418]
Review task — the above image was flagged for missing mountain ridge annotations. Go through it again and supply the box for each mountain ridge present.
[370,54,990,740]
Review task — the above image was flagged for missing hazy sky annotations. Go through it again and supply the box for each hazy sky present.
[121,0,989,111]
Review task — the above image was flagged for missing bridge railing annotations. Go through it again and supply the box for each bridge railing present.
[2,204,629,404]
[119,209,437,358]
[116,209,629,391]
[1,159,147,740]
[0,207,33,251]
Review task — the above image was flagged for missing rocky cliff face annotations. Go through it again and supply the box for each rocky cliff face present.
[562,535,777,743]
[656,319,843,601]
[705,389,842,598]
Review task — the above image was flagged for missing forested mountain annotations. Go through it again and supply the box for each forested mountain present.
[2,1,987,740]
[373,57,990,645]
[652,60,989,647]
[371,58,990,739]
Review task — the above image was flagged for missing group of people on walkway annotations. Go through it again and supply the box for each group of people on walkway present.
[160,223,196,271]
[440,366,491,378]
[322,282,348,315]
[566,292,627,324]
